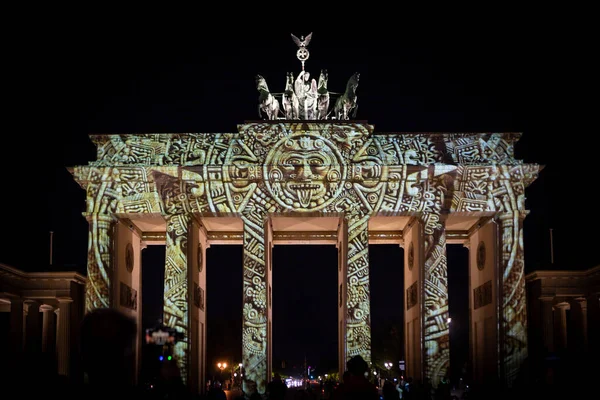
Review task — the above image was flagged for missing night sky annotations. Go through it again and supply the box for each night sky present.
[2,21,597,379]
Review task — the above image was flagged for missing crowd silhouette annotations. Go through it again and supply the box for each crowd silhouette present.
[2,306,595,400]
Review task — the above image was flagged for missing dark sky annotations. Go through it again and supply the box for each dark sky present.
[1,20,597,377]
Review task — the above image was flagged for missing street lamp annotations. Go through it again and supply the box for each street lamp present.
[384,362,392,379]
[218,362,227,371]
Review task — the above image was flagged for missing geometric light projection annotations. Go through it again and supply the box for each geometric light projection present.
[72,124,539,391]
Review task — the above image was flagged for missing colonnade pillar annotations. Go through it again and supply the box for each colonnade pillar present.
[468,220,498,386]
[343,214,372,365]
[496,211,528,387]
[403,213,449,387]
[163,213,195,387]
[41,304,56,353]
[575,297,588,351]
[539,296,555,353]
[25,300,41,353]
[56,297,73,376]
[241,212,269,395]
[85,213,117,312]
[554,302,570,352]
[422,214,450,386]
[9,298,23,353]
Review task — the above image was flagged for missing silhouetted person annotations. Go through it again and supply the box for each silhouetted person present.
[79,308,137,397]
[267,372,288,400]
[207,380,227,400]
[244,379,262,400]
[331,371,352,400]
[383,380,400,400]
[335,355,378,400]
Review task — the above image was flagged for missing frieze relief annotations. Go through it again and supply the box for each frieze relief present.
[74,125,539,218]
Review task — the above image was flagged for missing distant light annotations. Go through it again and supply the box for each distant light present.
[394,378,397,382]
[447,317,452,324]
[159,356,164,361]
[373,371,377,375]
[168,356,172,361]
[239,363,243,367]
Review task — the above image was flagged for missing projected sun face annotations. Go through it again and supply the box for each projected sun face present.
[265,134,344,210]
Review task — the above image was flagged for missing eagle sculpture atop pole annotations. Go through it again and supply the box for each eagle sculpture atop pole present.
[291,32,312,71]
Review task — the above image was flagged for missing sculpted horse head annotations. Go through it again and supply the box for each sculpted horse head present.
[346,72,360,97]
[256,74,270,97]
[318,69,328,94]
[334,72,360,120]
[256,74,279,120]
[282,72,299,119]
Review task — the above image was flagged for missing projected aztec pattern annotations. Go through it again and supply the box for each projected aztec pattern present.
[73,123,539,390]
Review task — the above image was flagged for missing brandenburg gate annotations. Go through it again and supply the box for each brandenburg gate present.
[70,34,540,395]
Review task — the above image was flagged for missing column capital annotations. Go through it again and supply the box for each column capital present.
[83,212,118,223]
[575,297,587,310]
[554,301,570,310]
[40,304,54,312]
[8,296,23,304]
[24,299,40,312]
[494,210,529,223]
[57,297,73,304]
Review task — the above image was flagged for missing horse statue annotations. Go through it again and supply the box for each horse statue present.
[256,74,280,120]
[334,72,360,120]
[316,69,330,119]
[282,72,299,119]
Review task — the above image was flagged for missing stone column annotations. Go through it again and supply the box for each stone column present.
[422,213,449,387]
[84,213,117,312]
[9,298,23,353]
[496,211,528,387]
[344,213,372,365]
[25,300,41,353]
[554,302,570,352]
[57,297,73,377]
[55,308,60,350]
[539,296,555,353]
[163,213,192,384]
[22,301,28,347]
[575,297,588,351]
[337,218,348,377]
[403,218,423,382]
[41,305,56,353]
[241,213,268,395]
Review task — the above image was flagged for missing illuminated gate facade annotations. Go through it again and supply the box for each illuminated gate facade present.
[72,122,539,393]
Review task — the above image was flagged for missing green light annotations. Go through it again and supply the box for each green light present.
[168,356,172,361]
